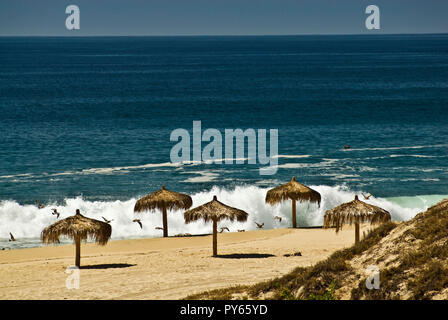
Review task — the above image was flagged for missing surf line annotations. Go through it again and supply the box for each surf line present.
[169,121,278,175]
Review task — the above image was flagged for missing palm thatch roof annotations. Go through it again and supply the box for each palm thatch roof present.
[184,196,249,224]
[323,195,391,233]
[41,209,112,245]
[134,185,192,213]
[265,176,321,206]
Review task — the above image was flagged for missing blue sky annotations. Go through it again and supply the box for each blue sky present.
[0,0,447,36]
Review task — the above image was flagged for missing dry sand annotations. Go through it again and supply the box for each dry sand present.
[0,226,366,299]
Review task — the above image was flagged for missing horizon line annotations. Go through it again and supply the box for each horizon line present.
[1,32,447,38]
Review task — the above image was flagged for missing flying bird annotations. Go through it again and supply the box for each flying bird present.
[362,193,372,200]
[274,216,282,223]
[133,219,143,229]
[51,209,60,218]
[255,222,264,229]
[9,233,16,242]
[219,227,229,233]
[237,229,245,232]
[102,216,113,224]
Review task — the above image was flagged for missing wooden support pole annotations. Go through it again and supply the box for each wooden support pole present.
[292,199,297,228]
[355,221,360,244]
[212,219,218,256]
[162,204,168,237]
[75,236,81,267]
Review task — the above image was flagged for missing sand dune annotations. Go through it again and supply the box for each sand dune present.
[0,226,364,300]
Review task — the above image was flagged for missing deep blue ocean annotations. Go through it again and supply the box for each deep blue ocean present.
[1,35,447,247]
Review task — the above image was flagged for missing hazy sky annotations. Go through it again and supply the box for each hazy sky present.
[0,0,447,36]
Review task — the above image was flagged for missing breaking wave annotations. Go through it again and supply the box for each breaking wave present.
[0,185,446,249]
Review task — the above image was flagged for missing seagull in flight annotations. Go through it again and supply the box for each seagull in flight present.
[274,216,282,223]
[219,227,229,233]
[362,193,372,200]
[133,219,143,229]
[255,222,264,229]
[155,227,164,231]
[51,209,60,219]
[102,217,113,224]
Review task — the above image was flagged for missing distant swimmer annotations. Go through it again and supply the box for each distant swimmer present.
[274,216,282,223]
[102,216,113,224]
[36,201,45,209]
[255,222,264,229]
[155,227,164,231]
[237,229,245,232]
[343,145,351,150]
[51,209,60,218]
[133,219,143,229]
[362,193,372,200]
[219,227,229,233]
[9,232,16,242]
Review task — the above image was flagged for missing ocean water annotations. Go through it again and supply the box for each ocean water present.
[1,35,447,248]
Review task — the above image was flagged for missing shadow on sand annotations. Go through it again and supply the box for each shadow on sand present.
[80,263,136,270]
[215,253,275,259]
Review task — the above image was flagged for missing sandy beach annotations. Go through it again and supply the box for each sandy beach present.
[0,226,364,300]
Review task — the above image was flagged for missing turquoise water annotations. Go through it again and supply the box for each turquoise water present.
[0,35,447,247]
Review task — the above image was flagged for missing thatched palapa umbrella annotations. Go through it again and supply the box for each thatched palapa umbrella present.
[323,195,391,244]
[41,209,112,267]
[265,176,321,228]
[134,185,192,237]
[184,195,248,256]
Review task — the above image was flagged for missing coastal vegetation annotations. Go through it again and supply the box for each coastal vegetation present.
[186,198,448,300]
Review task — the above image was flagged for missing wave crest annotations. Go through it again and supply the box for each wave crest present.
[1,185,446,248]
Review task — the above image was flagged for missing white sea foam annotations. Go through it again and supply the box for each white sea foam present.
[273,155,311,159]
[389,154,437,158]
[1,185,445,249]
[0,162,182,180]
[343,144,448,152]
[270,159,338,170]
[183,171,220,183]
